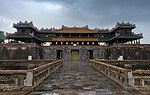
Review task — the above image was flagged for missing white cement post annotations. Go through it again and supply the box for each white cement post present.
[24,71,33,86]
[127,71,134,86]
[141,79,145,87]
[15,78,18,87]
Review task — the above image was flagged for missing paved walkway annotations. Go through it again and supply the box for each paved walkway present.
[29,60,142,95]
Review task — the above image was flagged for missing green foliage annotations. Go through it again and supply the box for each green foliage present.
[0,31,5,43]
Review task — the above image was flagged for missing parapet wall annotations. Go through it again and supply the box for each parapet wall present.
[0,59,56,70]
[96,60,150,70]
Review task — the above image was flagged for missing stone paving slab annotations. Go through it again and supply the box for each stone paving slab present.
[29,60,142,95]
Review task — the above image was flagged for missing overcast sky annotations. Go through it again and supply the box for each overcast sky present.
[0,0,150,43]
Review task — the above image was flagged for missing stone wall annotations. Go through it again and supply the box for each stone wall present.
[108,44,150,60]
[42,48,57,59]
[42,46,107,61]
[0,59,56,70]
[0,44,150,60]
[79,48,88,60]
[63,48,70,61]
[0,44,42,60]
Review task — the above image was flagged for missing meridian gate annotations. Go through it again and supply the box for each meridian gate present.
[0,21,146,94]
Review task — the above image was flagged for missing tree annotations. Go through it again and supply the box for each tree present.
[0,31,5,43]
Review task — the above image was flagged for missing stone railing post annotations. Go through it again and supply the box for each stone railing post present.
[24,70,33,87]
[125,71,134,87]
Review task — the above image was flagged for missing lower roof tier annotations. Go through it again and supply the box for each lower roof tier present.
[7,33,143,45]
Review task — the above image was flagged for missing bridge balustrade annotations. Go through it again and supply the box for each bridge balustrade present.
[132,70,150,89]
[25,60,63,87]
[89,60,131,88]
[89,60,150,90]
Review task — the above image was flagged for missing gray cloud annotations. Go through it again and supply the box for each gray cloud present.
[0,0,150,43]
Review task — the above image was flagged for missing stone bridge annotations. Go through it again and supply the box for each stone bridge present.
[0,59,150,94]
[29,60,145,95]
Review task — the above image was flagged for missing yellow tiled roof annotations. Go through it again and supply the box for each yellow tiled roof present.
[56,28,96,33]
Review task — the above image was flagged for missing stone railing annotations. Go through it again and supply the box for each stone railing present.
[0,70,27,91]
[24,60,63,87]
[132,70,150,89]
[89,60,130,88]
[0,60,62,91]
[90,60,150,90]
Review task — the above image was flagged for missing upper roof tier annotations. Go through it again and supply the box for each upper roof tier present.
[111,22,136,31]
[38,27,111,34]
[12,21,136,34]
[55,25,97,33]
[116,22,135,28]
[13,21,38,30]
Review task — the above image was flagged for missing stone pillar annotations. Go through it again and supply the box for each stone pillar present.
[15,78,18,87]
[88,34,90,37]
[63,48,71,61]
[93,49,99,59]
[141,79,145,87]
[127,71,134,87]
[24,71,33,86]
[79,48,87,60]
[98,49,106,59]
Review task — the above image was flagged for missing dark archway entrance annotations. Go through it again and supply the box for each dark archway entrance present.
[88,50,93,59]
[56,50,63,59]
